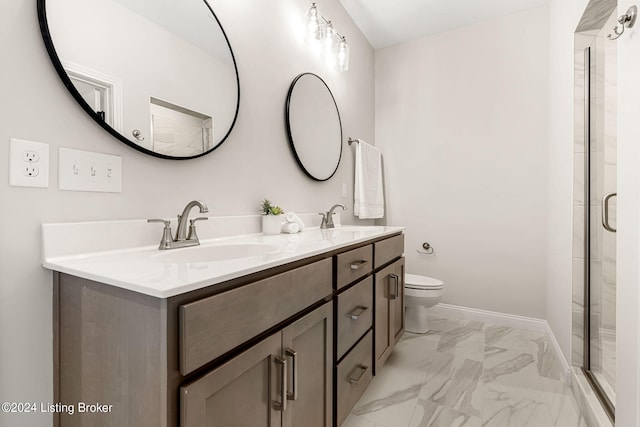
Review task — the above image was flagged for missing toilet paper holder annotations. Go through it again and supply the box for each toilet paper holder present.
[417,242,434,255]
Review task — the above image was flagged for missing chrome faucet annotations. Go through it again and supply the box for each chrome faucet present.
[176,200,209,241]
[148,200,209,250]
[319,204,346,229]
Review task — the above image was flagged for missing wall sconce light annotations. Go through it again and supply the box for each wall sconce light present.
[304,3,349,71]
[305,3,324,46]
[336,36,349,71]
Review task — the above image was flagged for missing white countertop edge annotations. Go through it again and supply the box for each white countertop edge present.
[44,226,405,298]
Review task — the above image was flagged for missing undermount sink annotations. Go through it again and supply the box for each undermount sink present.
[151,243,280,263]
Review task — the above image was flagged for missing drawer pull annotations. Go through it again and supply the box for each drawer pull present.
[347,364,369,384]
[274,357,287,412]
[350,260,369,270]
[348,306,369,320]
[389,274,399,300]
[286,348,298,401]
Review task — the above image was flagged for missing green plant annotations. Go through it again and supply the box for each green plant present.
[260,199,284,215]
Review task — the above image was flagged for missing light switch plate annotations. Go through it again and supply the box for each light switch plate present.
[59,148,122,193]
[9,138,50,188]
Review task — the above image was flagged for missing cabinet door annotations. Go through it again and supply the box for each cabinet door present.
[180,333,282,427]
[282,303,333,427]
[390,259,405,347]
[374,258,405,372]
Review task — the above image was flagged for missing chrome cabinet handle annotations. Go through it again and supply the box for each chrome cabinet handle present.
[602,192,617,233]
[348,306,368,320]
[389,274,399,300]
[274,357,287,411]
[286,348,298,401]
[350,260,368,270]
[347,364,369,384]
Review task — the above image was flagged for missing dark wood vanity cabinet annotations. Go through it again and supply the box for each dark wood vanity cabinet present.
[54,258,333,427]
[53,232,404,427]
[181,303,333,427]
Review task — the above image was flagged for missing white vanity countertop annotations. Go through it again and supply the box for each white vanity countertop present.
[42,224,404,298]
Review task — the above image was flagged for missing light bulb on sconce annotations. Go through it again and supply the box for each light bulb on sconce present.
[303,3,349,72]
[337,36,350,71]
[305,3,324,46]
[323,21,337,64]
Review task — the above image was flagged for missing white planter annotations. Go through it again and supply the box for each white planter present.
[261,215,283,235]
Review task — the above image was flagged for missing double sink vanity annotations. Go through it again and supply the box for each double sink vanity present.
[43,212,405,427]
[37,0,400,423]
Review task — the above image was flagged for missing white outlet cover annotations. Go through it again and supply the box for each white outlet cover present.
[9,138,49,188]
[59,147,122,193]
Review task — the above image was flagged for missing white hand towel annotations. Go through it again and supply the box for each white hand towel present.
[284,212,305,231]
[354,139,384,219]
[281,222,300,234]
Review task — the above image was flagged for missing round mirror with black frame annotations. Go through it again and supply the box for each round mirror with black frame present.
[37,0,240,160]
[285,73,342,181]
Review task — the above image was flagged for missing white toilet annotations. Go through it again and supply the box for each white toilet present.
[404,273,444,333]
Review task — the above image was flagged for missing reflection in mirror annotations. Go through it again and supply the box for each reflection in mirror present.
[38,0,239,159]
[285,73,342,181]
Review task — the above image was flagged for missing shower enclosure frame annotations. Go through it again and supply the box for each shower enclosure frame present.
[581,45,615,423]
[574,1,619,419]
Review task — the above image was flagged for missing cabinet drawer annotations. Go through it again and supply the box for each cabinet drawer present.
[336,245,372,290]
[179,258,332,375]
[336,331,373,426]
[374,234,404,268]
[336,277,373,359]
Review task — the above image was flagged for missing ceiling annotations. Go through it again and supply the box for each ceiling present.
[338,0,548,49]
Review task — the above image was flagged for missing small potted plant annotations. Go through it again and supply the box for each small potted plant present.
[260,199,285,235]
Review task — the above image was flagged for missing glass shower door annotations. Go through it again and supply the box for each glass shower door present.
[585,8,617,414]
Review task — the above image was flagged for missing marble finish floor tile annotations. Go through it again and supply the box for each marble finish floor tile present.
[409,399,482,427]
[389,333,440,372]
[482,347,547,403]
[436,320,485,361]
[343,314,586,427]
[419,352,483,417]
[342,414,389,427]
[351,365,426,427]
[482,387,554,426]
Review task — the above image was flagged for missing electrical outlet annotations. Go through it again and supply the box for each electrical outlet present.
[24,165,39,177]
[9,138,49,188]
[23,151,40,162]
[341,183,347,198]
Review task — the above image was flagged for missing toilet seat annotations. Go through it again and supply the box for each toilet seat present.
[405,273,443,290]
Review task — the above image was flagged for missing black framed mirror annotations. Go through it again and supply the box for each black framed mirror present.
[38,0,240,160]
[285,73,342,181]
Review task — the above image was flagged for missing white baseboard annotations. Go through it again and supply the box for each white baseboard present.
[429,303,571,381]
[429,303,548,333]
[545,321,572,382]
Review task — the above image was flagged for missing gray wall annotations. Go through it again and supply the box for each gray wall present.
[375,6,550,318]
[0,0,374,425]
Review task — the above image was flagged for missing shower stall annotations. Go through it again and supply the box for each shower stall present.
[574,1,618,421]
